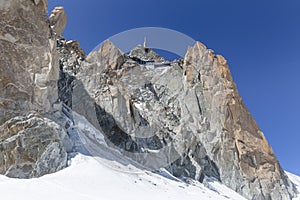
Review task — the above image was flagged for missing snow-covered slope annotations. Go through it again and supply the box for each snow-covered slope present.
[286,171,300,200]
[0,153,247,200]
[1,153,299,200]
[0,113,299,200]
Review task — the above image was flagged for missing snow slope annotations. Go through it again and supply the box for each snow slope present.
[0,112,299,200]
[286,171,300,200]
[0,153,248,200]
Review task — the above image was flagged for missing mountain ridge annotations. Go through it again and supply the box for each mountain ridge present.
[73,39,297,199]
[0,1,298,199]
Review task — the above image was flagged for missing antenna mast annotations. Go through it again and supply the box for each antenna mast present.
[143,37,147,48]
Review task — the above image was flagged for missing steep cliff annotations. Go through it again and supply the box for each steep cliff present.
[0,0,70,177]
[0,0,297,199]
[73,41,297,200]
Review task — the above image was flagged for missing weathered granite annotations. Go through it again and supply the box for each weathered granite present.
[183,42,296,199]
[0,1,297,199]
[0,113,68,178]
[0,0,70,178]
[0,0,60,125]
[74,40,297,200]
[57,38,86,107]
[49,6,67,36]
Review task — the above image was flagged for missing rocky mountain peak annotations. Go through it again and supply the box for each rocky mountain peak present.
[0,1,298,200]
[86,40,125,71]
[75,40,297,200]
[129,45,165,62]
[183,41,232,85]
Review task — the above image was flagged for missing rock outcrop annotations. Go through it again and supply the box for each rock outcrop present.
[0,113,69,178]
[183,42,296,199]
[57,38,86,108]
[0,0,60,124]
[0,0,70,177]
[0,0,297,199]
[49,6,67,37]
[73,41,297,200]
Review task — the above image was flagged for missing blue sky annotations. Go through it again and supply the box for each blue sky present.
[48,0,300,175]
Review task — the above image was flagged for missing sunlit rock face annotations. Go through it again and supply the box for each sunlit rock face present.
[0,0,297,199]
[74,41,297,200]
[183,42,296,200]
[0,113,69,178]
[0,0,70,178]
[0,0,60,123]
[49,6,67,37]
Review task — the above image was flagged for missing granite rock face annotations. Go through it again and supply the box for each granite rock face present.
[0,0,297,199]
[0,0,70,178]
[0,113,68,178]
[57,38,86,108]
[0,0,60,124]
[74,41,296,200]
[183,42,296,199]
[49,6,67,36]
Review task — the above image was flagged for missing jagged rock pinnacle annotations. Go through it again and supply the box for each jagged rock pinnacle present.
[75,40,297,200]
[129,45,165,62]
[49,6,67,36]
[0,1,297,199]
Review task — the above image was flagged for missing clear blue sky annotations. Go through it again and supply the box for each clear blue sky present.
[48,0,300,175]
